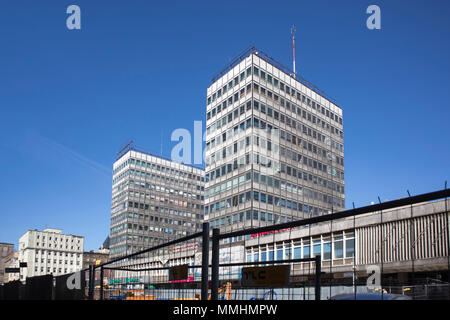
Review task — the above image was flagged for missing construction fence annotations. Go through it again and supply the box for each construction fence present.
[1,188,450,300]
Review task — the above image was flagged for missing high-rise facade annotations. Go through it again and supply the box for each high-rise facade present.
[18,228,84,280]
[204,48,345,237]
[109,144,205,259]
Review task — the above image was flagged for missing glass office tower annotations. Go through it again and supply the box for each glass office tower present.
[204,48,345,240]
[110,144,205,258]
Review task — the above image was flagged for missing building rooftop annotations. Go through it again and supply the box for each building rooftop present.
[20,229,84,239]
[210,46,339,106]
[115,140,205,171]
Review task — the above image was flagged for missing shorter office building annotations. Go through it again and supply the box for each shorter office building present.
[82,249,110,269]
[0,242,14,284]
[18,228,84,280]
[245,198,450,286]
[102,198,450,300]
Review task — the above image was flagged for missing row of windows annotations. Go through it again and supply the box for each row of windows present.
[110,245,127,255]
[34,251,81,257]
[126,222,198,235]
[206,170,344,201]
[111,222,193,238]
[114,158,204,182]
[34,267,74,274]
[252,67,342,124]
[209,209,322,229]
[206,114,344,168]
[207,65,342,126]
[123,199,201,211]
[112,181,203,208]
[206,145,344,185]
[112,214,198,231]
[122,234,175,246]
[111,210,204,226]
[127,179,204,203]
[35,235,81,243]
[35,258,80,266]
[205,185,343,215]
[34,243,80,251]
[206,99,344,156]
[113,166,205,190]
[247,234,355,262]
[208,67,251,105]
[126,201,202,216]
[207,83,342,141]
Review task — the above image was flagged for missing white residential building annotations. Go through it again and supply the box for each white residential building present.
[18,228,84,280]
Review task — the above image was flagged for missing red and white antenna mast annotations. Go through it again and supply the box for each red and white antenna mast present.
[291,25,296,78]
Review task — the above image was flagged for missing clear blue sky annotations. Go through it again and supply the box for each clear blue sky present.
[0,0,449,251]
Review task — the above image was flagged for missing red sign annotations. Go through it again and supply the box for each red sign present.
[170,276,194,283]
[251,227,295,238]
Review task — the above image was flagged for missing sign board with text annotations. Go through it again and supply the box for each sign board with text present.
[241,265,290,287]
[169,264,189,281]
[5,268,20,273]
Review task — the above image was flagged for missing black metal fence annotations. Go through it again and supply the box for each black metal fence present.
[1,188,449,300]
[91,224,209,301]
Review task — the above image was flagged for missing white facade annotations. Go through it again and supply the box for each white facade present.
[110,147,205,258]
[18,228,84,280]
[205,49,345,238]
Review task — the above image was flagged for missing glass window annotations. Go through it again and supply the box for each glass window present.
[277,249,283,260]
[334,238,344,259]
[313,241,321,257]
[303,244,310,258]
[294,247,301,259]
[323,242,331,260]
[261,251,267,262]
[260,193,266,203]
[346,238,355,258]
[285,248,292,259]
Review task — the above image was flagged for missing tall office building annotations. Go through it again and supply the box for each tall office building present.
[109,143,205,259]
[204,47,345,238]
[18,228,84,280]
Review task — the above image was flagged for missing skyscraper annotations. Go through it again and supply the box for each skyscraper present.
[204,47,345,239]
[109,142,205,259]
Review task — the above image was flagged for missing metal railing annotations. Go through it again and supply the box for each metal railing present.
[2,188,449,300]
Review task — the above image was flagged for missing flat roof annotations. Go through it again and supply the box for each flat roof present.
[210,46,339,107]
[115,141,205,171]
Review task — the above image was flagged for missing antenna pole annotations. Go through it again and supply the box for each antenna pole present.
[291,25,296,77]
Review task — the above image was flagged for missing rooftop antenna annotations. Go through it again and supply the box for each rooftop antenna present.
[160,129,163,157]
[291,25,296,78]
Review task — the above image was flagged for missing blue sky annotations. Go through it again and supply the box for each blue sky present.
[0,0,449,251]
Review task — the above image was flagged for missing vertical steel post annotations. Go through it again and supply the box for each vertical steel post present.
[211,228,220,300]
[201,222,210,300]
[99,267,104,300]
[88,265,94,300]
[315,255,321,301]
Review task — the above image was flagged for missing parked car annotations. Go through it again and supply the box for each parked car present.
[330,293,411,300]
